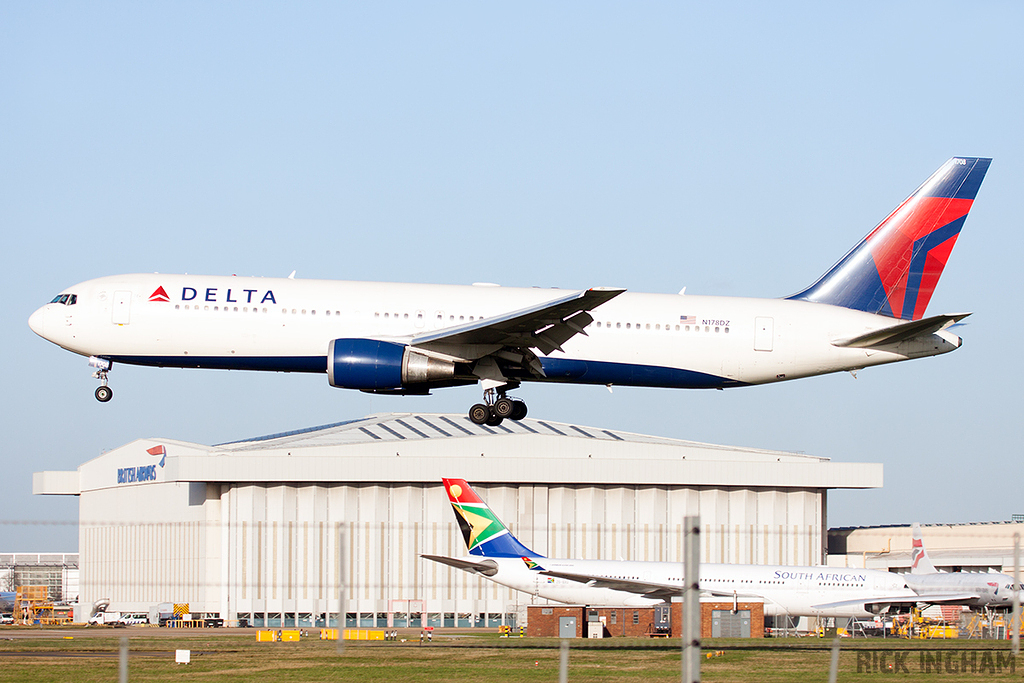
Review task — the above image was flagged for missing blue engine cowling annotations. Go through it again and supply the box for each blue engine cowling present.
[328,338,458,391]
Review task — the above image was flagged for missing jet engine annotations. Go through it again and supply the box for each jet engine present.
[327,338,461,392]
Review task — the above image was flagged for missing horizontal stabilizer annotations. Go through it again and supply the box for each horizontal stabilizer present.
[832,313,970,349]
[421,554,498,576]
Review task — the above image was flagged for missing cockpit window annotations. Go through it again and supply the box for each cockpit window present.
[49,294,77,305]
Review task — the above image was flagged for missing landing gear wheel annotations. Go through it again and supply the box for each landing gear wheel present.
[492,397,515,419]
[510,400,528,421]
[95,386,113,402]
[469,403,490,425]
[485,412,504,427]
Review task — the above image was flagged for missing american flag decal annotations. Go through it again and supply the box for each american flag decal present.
[680,315,696,324]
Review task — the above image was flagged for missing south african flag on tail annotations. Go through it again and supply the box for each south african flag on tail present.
[443,478,542,558]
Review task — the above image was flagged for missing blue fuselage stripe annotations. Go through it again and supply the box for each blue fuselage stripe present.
[107,355,747,389]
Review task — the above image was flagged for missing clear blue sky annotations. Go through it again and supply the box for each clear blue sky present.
[3,2,1022,551]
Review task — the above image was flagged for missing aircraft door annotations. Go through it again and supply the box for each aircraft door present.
[112,291,132,325]
[754,317,773,351]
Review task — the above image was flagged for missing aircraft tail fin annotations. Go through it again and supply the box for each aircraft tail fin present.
[442,478,541,558]
[910,523,939,575]
[788,157,990,320]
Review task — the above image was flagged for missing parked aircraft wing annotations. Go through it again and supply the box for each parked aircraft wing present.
[421,554,498,577]
[410,287,625,361]
[812,592,980,611]
[540,569,764,603]
[832,313,971,349]
[539,569,679,600]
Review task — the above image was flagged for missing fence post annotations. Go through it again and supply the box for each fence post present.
[682,516,700,683]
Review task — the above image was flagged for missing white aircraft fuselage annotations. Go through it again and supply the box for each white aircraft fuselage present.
[28,273,961,389]
[449,555,914,618]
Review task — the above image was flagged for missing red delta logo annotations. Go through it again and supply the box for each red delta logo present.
[148,286,170,302]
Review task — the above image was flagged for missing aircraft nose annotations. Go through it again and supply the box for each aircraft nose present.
[28,306,47,338]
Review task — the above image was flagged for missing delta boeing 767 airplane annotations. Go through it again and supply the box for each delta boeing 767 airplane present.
[29,157,989,424]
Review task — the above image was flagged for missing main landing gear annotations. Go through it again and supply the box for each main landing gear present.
[89,356,113,402]
[468,385,528,426]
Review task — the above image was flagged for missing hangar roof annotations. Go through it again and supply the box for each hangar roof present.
[214,412,822,458]
[35,413,883,495]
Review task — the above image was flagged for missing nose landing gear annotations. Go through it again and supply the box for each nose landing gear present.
[469,384,527,426]
[89,357,113,402]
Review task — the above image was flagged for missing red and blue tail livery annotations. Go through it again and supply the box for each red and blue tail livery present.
[789,157,990,320]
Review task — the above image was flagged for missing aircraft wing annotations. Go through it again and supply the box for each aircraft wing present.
[540,569,680,600]
[832,313,970,349]
[811,592,980,611]
[540,569,764,603]
[410,288,626,366]
[421,554,498,577]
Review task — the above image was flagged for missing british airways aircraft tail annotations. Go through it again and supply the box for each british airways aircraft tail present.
[910,523,939,575]
[788,157,990,320]
[442,478,541,558]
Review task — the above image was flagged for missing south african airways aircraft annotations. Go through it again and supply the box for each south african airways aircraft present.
[423,480,982,618]
[29,157,989,424]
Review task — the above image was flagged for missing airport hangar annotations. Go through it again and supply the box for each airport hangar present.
[34,412,881,627]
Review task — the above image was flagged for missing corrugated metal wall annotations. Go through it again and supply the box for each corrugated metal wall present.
[77,481,823,620]
[221,482,823,621]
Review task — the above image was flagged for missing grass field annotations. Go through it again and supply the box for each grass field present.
[0,627,1020,682]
